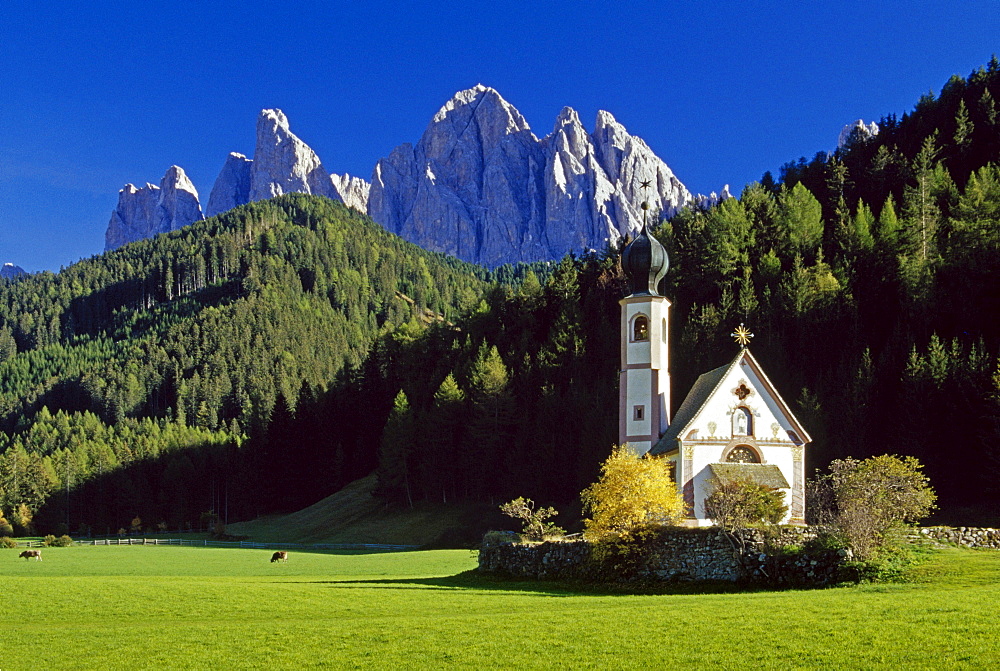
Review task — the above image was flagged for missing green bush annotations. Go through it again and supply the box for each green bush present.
[499,498,565,542]
[481,530,520,547]
[810,455,936,561]
[835,534,933,583]
[803,531,848,553]
[43,534,57,547]
[0,515,13,537]
[55,534,74,547]
[0,536,16,549]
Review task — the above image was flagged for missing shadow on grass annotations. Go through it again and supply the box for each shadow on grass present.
[292,569,801,597]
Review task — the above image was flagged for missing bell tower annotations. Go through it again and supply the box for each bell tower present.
[618,193,670,455]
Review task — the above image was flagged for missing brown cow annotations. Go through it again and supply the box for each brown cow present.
[19,549,41,561]
[270,551,288,563]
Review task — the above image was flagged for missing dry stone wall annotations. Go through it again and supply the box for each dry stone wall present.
[917,526,1000,548]
[480,526,1000,587]
[479,527,847,586]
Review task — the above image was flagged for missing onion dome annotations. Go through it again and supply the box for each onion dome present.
[621,205,669,296]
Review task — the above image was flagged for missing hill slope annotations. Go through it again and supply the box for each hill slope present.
[0,194,489,533]
[226,475,504,546]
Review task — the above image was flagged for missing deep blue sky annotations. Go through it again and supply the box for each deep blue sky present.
[3,1,999,272]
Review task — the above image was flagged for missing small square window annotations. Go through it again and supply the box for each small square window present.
[633,405,645,421]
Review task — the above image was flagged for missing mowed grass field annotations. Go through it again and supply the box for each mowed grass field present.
[2,545,1000,669]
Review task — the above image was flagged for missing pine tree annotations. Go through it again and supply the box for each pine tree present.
[954,99,974,151]
[465,344,513,501]
[776,182,824,260]
[851,201,876,254]
[375,391,415,507]
[979,89,997,128]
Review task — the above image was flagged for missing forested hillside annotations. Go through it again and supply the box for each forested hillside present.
[0,195,488,533]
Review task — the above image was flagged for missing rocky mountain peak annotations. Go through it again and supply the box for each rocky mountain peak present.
[258,108,291,134]
[1,263,28,279]
[838,119,879,149]
[424,85,535,152]
[206,152,253,218]
[368,86,709,267]
[554,106,581,126]
[250,108,335,201]
[105,165,204,251]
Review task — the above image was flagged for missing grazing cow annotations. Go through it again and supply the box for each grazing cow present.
[19,549,41,561]
[270,551,288,563]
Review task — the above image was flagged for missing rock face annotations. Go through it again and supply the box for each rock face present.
[368,84,707,267]
[108,92,726,265]
[694,184,733,209]
[249,109,338,202]
[105,166,204,251]
[205,152,252,217]
[204,109,371,218]
[1,263,27,279]
[838,119,879,149]
[330,173,371,213]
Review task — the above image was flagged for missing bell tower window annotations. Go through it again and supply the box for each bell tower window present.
[632,315,649,342]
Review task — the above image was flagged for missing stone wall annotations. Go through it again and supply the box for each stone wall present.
[479,526,1000,587]
[479,527,847,586]
[917,526,1000,549]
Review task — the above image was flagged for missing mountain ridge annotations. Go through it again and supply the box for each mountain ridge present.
[104,86,726,265]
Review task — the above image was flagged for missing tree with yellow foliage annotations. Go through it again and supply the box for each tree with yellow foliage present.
[580,446,686,539]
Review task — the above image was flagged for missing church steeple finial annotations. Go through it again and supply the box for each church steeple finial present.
[731,323,754,348]
[640,179,652,227]
[620,177,669,296]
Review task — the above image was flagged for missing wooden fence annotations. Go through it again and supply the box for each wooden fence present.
[14,538,418,551]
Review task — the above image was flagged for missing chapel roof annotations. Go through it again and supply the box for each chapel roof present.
[648,348,812,456]
[648,361,730,455]
[708,463,791,490]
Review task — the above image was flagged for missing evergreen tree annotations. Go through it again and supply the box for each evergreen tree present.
[375,391,415,507]
[776,182,824,260]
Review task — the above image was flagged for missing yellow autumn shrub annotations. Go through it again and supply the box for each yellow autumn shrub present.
[581,445,686,540]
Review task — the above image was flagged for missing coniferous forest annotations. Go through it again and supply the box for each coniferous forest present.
[4,60,1000,534]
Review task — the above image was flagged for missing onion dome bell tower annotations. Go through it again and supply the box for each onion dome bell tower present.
[621,204,670,296]
[619,197,672,455]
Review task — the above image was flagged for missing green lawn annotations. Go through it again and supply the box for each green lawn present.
[2,545,999,669]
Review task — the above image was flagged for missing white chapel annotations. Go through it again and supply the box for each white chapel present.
[618,211,811,525]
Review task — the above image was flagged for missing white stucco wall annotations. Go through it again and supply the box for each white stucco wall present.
[622,298,669,371]
[680,356,804,525]
[619,296,671,453]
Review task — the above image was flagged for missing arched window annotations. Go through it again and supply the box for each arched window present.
[632,315,649,341]
[726,445,760,463]
[732,407,753,436]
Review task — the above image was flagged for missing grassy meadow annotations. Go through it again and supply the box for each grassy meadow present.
[2,544,999,669]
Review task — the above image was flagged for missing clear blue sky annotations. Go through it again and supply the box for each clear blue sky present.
[2,1,999,272]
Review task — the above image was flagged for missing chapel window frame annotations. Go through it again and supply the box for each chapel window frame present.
[732,406,754,437]
[631,314,650,342]
[723,444,761,464]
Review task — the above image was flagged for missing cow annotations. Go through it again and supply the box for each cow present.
[270,551,288,563]
[19,549,41,561]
